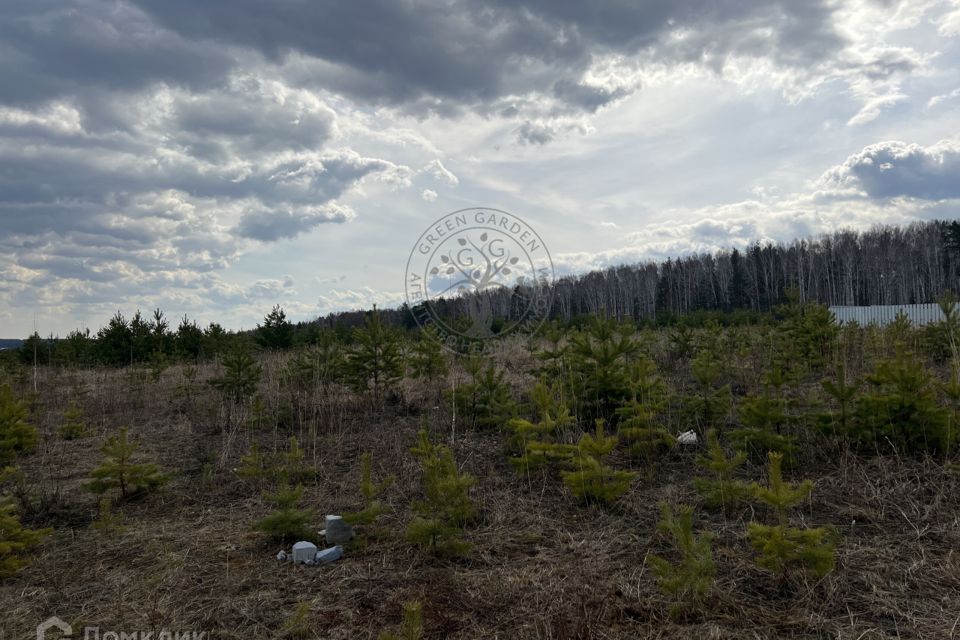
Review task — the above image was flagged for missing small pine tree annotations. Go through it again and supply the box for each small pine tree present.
[853,346,950,453]
[561,420,637,504]
[694,430,752,512]
[729,385,796,464]
[923,292,960,362]
[747,452,835,580]
[406,428,475,557]
[257,305,294,351]
[408,326,448,382]
[286,335,344,393]
[667,324,695,361]
[687,347,732,432]
[345,452,393,526]
[649,503,715,617]
[379,601,424,640]
[534,323,569,379]
[280,436,311,483]
[59,400,88,440]
[450,358,516,430]
[84,428,168,498]
[817,364,859,436]
[282,601,312,639]
[616,356,674,461]
[941,362,960,452]
[210,342,262,403]
[91,497,126,537]
[506,381,576,472]
[0,384,38,465]
[0,499,51,579]
[346,309,405,398]
[567,319,640,421]
[256,483,315,543]
[237,442,268,484]
[149,348,169,383]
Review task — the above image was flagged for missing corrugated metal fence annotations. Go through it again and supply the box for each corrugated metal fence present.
[828,303,945,326]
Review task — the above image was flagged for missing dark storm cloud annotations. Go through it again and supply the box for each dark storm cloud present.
[127,0,843,112]
[822,141,960,201]
[0,0,235,106]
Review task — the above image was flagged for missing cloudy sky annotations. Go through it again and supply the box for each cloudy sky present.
[1,0,959,337]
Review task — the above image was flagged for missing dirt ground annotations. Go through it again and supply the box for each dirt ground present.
[3,346,960,639]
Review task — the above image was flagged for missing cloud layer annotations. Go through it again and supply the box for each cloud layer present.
[0,0,958,334]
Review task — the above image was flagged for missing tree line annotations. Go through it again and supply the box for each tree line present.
[9,219,960,368]
[402,219,960,327]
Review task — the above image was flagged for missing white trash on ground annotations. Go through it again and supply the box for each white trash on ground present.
[291,541,318,565]
[279,541,345,567]
[677,430,698,445]
[315,545,344,565]
[324,515,354,544]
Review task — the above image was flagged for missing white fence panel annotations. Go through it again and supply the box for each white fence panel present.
[828,303,944,326]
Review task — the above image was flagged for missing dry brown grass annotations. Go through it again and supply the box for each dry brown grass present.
[3,341,960,639]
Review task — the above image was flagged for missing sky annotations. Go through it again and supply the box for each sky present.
[1,0,959,337]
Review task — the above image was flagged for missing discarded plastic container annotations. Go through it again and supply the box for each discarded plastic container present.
[315,545,343,565]
[677,430,698,445]
[324,515,354,544]
[292,541,318,565]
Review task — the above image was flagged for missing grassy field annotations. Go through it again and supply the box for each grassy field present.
[3,319,960,639]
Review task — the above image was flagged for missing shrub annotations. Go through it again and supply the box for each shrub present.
[407,428,475,557]
[0,499,51,579]
[747,452,834,580]
[84,428,168,499]
[0,384,38,465]
[255,483,315,543]
[561,420,637,504]
[649,503,715,618]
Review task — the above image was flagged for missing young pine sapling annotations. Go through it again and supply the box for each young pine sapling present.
[747,452,835,581]
[648,503,715,619]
